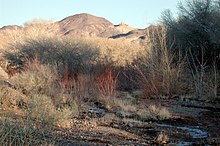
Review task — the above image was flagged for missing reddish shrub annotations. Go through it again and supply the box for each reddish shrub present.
[95,67,118,98]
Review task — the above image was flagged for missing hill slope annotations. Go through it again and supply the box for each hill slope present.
[0,13,150,40]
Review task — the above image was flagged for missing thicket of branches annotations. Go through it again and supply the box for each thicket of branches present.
[162,0,220,67]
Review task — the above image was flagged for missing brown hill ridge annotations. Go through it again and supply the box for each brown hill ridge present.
[58,13,114,37]
[0,25,21,31]
[114,22,135,34]
[57,13,136,38]
[0,13,151,40]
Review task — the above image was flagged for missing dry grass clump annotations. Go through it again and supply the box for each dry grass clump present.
[27,94,58,125]
[0,116,55,145]
[113,98,137,113]
[27,94,79,127]
[98,113,119,125]
[138,104,172,121]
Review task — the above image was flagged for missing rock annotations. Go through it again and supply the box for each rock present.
[115,109,126,118]
[88,107,106,118]
[155,131,169,145]
[128,122,133,127]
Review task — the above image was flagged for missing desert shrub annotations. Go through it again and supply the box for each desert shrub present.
[61,69,94,101]
[136,26,187,97]
[84,37,145,66]
[138,104,171,121]
[22,19,60,39]
[0,117,55,145]
[5,37,99,74]
[113,97,137,113]
[5,37,100,100]
[0,19,59,57]
[0,64,9,79]
[162,0,220,67]
[27,94,58,125]
[0,81,27,109]
[93,65,120,110]
[27,94,79,127]
[6,59,83,114]
[95,67,118,98]
[161,0,220,98]
[9,60,58,95]
[116,66,140,91]
[188,57,220,98]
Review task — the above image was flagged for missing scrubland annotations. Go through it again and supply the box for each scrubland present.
[0,1,220,144]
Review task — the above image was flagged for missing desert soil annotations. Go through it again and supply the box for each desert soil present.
[51,97,220,146]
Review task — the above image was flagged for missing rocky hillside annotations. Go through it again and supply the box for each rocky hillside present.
[0,25,21,32]
[0,13,151,40]
[57,13,136,38]
[58,13,112,37]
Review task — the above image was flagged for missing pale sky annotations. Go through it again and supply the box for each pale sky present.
[0,0,179,28]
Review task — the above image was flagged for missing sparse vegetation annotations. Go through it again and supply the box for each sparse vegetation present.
[0,3,219,144]
[162,0,220,66]
[162,0,220,99]
[0,117,55,146]
[9,60,58,96]
[138,104,171,121]
[135,25,187,98]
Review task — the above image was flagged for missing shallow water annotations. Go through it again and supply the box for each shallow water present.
[156,124,208,139]
[176,141,193,146]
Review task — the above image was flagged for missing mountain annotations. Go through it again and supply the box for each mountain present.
[57,13,135,38]
[110,25,160,44]
[0,25,22,38]
[0,13,150,40]
[58,13,113,37]
[114,22,135,34]
[0,25,21,31]
[111,28,148,39]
